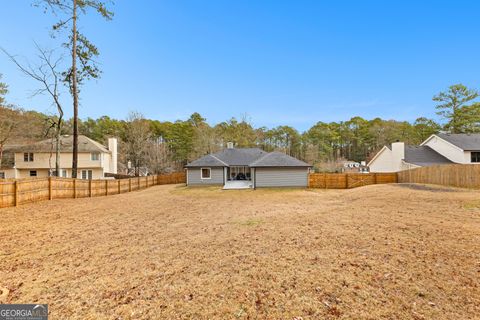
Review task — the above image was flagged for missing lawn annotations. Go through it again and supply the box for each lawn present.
[0,184,479,319]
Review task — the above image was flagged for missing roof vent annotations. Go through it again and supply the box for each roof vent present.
[226,142,234,149]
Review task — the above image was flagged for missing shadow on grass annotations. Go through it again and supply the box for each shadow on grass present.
[393,183,463,193]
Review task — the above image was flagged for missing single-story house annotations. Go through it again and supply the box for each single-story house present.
[185,143,312,189]
[368,133,480,172]
[0,135,118,179]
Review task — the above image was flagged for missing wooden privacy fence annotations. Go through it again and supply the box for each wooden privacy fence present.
[397,164,480,188]
[308,172,398,189]
[0,172,186,209]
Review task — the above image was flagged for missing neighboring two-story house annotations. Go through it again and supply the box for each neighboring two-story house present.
[368,133,480,172]
[0,135,117,179]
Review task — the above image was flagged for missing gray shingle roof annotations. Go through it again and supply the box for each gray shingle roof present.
[437,133,480,151]
[185,148,311,168]
[186,148,267,167]
[214,148,267,166]
[249,151,311,167]
[404,145,453,166]
[13,135,110,153]
[184,154,228,167]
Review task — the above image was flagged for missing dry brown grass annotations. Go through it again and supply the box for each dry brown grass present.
[0,184,479,319]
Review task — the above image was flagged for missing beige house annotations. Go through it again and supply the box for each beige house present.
[368,133,480,172]
[0,135,117,179]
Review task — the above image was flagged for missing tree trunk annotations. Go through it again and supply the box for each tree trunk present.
[71,0,79,178]
[55,128,61,176]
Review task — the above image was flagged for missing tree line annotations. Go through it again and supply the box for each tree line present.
[1,81,479,173]
[1,2,479,174]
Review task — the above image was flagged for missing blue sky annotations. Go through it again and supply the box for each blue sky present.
[1,1,479,131]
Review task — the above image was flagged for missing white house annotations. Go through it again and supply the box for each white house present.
[0,135,118,179]
[368,133,480,172]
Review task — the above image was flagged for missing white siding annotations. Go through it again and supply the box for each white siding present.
[422,136,466,163]
[255,168,308,187]
[187,167,224,185]
[368,147,396,172]
[463,151,478,163]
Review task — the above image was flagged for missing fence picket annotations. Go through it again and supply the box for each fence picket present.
[309,172,397,189]
[397,164,480,188]
[0,172,186,209]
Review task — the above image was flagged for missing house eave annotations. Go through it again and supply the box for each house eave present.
[367,145,390,167]
[420,134,465,152]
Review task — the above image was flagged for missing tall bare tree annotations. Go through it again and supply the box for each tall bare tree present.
[0,74,7,106]
[0,75,18,163]
[123,112,152,176]
[2,45,65,175]
[36,0,113,177]
[0,108,18,161]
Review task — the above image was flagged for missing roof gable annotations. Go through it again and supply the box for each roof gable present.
[367,145,391,167]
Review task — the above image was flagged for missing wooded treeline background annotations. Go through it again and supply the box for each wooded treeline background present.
[1,2,479,174]
[2,76,480,173]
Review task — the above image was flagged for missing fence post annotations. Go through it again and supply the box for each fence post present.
[105,180,108,196]
[138,176,141,189]
[14,180,18,206]
[118,180,121,194]
[48,177,52,200]
[73,179,77,198]
[89,179,92,197]
[129,178,132,192]
[345,173,349,189]
[373,173,377,185]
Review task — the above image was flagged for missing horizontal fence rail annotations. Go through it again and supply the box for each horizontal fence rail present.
[397,164,480,188]
[308,172,398,189]
[0,172,186,209]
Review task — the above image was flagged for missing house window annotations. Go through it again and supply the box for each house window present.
[201,168,211,179]
[81,169,93,180]
[471,152,480,163]
[91,152,100,161]
[50,169,68,178]
[0,172,5,179]
[29,170,37,177]
[24,153,34,162]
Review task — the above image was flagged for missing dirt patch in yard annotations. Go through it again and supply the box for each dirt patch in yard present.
[393,183,465,192]
[0,184,479,319]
